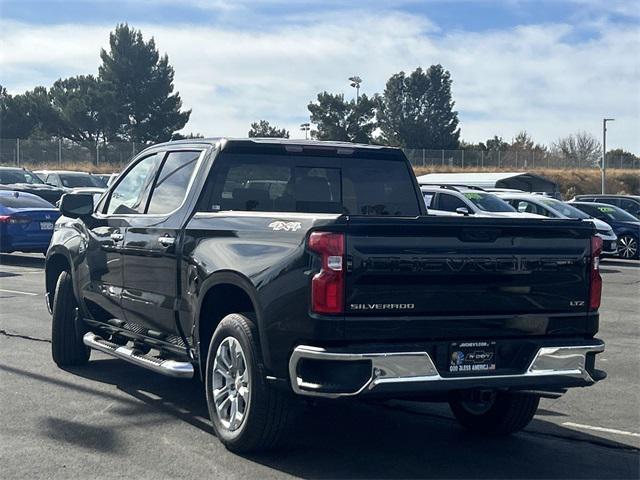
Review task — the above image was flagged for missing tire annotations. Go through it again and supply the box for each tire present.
[51,271,90,366]
[617,234,639,260]
[205,313,296,453]
[449,392,540,435]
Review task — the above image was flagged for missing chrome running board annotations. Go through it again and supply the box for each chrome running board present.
[83,332,194,379]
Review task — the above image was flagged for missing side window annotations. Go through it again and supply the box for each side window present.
[105,154,159,215]
[422,192,434,208]
[599,198,619,207]
[146,151,201,215]
[46,174,61,187]
[437,193,468,212]
[620,199,640,217]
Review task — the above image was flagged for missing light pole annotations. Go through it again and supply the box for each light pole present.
[300,123,310,140]
[349,76,362,104]
[601,118,615,194]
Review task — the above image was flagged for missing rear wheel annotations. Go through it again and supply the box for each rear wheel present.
[205,313,296,452]
[618,234,638,259]
[449,392,539,435]
[51,271,90,366]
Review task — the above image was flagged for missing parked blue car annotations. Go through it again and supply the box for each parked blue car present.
[0,190,60,255]
[570,201,640,260]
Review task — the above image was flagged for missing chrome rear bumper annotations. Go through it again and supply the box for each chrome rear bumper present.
[289,343,605,398]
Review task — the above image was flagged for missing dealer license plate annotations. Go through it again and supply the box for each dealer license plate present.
[449,341,496,373]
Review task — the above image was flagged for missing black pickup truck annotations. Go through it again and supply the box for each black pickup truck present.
[45,138,605,452]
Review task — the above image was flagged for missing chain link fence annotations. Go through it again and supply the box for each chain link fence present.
[0,138,638,171]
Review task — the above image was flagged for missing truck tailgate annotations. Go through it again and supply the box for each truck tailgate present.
[343,216,596,340]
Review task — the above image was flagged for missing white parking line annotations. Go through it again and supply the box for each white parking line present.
[562,422,640,438]
[0,288,39,296]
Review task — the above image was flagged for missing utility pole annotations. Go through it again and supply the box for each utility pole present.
[349,76,362,104]
[602,118,615,194]
[300,123,310,140]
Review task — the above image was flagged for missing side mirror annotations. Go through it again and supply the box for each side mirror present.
[59,193,94,219]
[456,207,470,216]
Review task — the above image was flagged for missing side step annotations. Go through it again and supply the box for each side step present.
[83,332,194,379]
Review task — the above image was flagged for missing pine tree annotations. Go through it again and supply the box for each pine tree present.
[98,24,190,143]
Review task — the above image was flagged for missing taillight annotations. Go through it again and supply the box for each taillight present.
[0,215,30,225]
[589,236,603,310]
[308,232,345,314]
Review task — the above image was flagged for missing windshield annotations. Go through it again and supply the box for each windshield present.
[592,205,639,222]
[463,192,515,212]
[0,169,45,185]
[60,173,107,188]
[541,199,589,219]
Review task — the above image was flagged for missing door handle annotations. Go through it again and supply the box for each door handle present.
[158,236,175,247]
[110,232,124,242]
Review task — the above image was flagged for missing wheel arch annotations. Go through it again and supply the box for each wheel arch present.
[195,271,271,376]
[45,247,74,312]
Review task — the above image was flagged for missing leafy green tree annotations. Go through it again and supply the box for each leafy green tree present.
[377,65,460,148]
[49,75,108,143]
[307,92,376,143]
[248,120,289,138]
[98,24,190,143]
[0,85,57,139]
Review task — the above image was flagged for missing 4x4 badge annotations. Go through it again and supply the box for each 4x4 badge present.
[268,221,302,232]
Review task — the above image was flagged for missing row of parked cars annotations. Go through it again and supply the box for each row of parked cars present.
[419,184,640,259]
[0,166,116,255]
[0,164,638,259]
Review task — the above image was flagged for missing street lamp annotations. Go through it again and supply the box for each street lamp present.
[349,76,362,104]
[300,123,310,140]
[602,118,615,194]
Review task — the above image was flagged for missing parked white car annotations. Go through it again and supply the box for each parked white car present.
[420,185,544,219]
[496,193,618,254]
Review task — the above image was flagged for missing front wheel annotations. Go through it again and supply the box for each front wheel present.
[618,234,639,259]
[205,313,296,453]
[449,392,540,435]
[51,271,90,366]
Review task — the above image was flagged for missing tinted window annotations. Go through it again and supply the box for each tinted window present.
[592,204,639,222]
[46,174,61,187]
[540,199,589,219]
[0,169,44,185]
[209,154,420,216]
[437,193,468,212]
[147,151,201,214]
[0,194,54,208]
[619,199,640,217]
[59,173,107,188]
[512,200,551,217]
[463,192,515,212]
[106,154,159,215]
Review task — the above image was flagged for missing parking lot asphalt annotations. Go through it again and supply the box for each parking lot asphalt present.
[1,253,639,479]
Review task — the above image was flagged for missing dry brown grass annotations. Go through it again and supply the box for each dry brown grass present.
[413,167,639,197]
[8,161,639,198]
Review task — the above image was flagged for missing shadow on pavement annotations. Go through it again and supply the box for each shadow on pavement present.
[0,253,45,268]
[50,359,640,479]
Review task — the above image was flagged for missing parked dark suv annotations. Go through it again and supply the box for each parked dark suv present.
[573,195,640,220]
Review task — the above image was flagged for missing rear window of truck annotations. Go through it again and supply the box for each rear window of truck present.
[206,154,421,216]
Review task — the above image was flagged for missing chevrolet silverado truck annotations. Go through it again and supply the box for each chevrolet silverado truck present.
[45,138,606,452]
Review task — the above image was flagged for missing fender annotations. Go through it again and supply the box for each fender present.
[193,270,273,373]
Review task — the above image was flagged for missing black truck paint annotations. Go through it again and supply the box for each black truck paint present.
[46,138,605,452]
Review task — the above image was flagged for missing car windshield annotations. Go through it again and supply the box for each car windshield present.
[0,170,45,185]
[463,192,515,212]
[60,173,107,188]
[592,204,639,222]
[0,193,54,208]
[541,199,589,219]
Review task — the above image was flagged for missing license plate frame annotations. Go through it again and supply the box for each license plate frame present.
[449,341,496,374]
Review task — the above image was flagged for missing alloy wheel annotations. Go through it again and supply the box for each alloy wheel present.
[618,235,638,259]
[212,337,250,431]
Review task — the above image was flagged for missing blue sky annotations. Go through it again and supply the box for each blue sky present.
[1,0,639,150]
